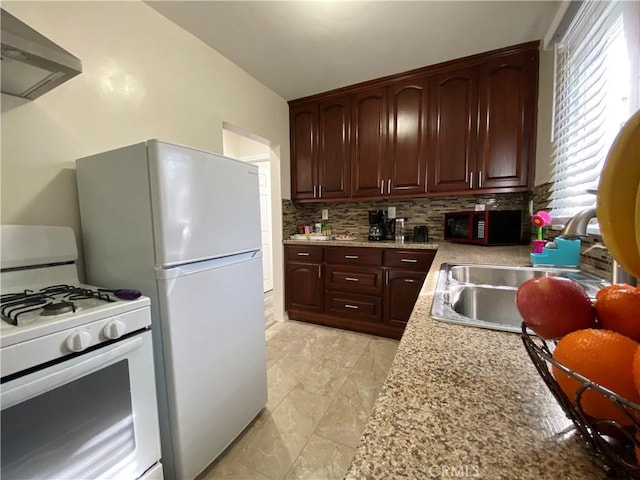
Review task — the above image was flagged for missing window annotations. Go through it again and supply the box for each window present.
[549,0,640,220]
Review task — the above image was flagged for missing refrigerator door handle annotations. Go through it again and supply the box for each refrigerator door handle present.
[155,250,261,279]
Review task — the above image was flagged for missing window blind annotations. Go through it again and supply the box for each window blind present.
[549,0,637,219]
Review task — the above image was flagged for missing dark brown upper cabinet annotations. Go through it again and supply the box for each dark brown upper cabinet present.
[290,102,317,200]
[476,51,537,190]
[351,80,429,199]
[428,50,538,194]
[351,87,388,198]
[386,79,429,197]
[427,67,478,193]
[289,41,538,202]
[290,96,351,201]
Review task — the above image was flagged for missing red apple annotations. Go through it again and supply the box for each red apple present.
[516,276,596,339]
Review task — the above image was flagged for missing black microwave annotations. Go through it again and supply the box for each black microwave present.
[444,210,522,245]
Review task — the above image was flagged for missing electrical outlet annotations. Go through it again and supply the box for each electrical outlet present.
[387,206,396,219]
[321,209,328,220]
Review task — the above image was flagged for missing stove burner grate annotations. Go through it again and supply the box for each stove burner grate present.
[1,292,52,326]
[0,284,116,326]
[40,285,114,302]
[40,300,76,316]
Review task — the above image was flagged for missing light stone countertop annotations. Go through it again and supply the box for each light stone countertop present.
[342,242,606,479]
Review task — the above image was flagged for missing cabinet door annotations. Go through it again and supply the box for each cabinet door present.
[384,270,426,325]
[290,102,318,200]
[351,88,388,198]
[285,261,324,313]
[317,96,351,199]
[427,67,478,193]
[387,79,429,196]
[477,51,537,189]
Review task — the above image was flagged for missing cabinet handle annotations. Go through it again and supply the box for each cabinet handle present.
[345,255,359,259]
[297,252,310,256]
[345,277,359,282]
[469,172,474,189]
[404,279,417,283]
[319,184,322,197]
[380,179,384,194]
[400,259,418,263]
[318,264,322,278]
[313,185,317,198]
[344,304,359,309]
[385,270,389,286]
[478,171,482,188]
[387,179,391,194]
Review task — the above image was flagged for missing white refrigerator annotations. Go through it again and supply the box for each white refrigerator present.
[76,140,268,480]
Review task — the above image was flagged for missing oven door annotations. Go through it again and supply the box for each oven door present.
[0,330,161,480]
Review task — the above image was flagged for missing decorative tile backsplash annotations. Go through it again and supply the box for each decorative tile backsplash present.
[283,192,528,241]
[282,182,620,282]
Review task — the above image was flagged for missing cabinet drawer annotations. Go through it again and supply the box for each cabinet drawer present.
[286,245,324,262]
[325,247,382,266]
[325,292,382,323]
[383,249,435,271]
[325,265,383,295]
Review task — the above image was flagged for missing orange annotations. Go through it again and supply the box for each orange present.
[633,345,640,396]
[633,348,640,465]
[552,329,640,425]
[595,284,640,340]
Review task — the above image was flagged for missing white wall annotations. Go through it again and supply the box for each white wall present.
[535,48,555,186]
[1,0,289,321]
[223,128,271,159]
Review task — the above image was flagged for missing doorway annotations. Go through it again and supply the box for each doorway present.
[221,128,274,297]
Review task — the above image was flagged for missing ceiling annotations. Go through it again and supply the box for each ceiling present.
[146,1,559,101]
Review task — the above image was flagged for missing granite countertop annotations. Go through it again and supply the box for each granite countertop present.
[345,242,606,479]
[283,239,439,250]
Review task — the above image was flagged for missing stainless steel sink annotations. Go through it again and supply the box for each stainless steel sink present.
[449,264,577,287]
[431,263,608,333]
[450,285,522,331]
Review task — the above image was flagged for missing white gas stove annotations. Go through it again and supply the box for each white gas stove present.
[0,225,163,480]
[0,226,151,377]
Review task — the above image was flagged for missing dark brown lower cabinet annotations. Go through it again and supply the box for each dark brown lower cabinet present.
[384,270,426,326]
[285,244,436,339]
[285,261,324,313]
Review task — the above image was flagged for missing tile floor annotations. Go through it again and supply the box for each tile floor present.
[198,319,399,480]
[264,290,274,328]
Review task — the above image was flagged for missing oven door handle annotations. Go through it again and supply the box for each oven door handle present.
[1,336,143,409]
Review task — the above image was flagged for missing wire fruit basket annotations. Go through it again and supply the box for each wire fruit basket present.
[521,323,640,479]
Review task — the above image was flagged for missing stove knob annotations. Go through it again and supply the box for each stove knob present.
[65,330,92,352]
[103,320,126,340]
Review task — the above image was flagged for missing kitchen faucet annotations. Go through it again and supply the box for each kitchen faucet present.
[558,207,637,285]
[558,207,597,238]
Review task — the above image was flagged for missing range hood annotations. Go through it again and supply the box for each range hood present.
[1,9,82,100]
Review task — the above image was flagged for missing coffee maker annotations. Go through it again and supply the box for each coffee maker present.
[368,210,386,241]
